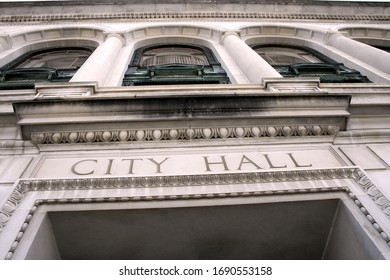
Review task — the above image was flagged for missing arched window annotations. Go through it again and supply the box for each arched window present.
[252,44,370,83]
[255,46,323,65]
[140,46,210,67]
[123,44,230,86]
[0,47,94,89]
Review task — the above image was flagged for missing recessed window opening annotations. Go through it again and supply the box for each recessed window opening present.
[252,44,371,83]
[140,47,210,67]
[255,47,323,65]
[123,44,230,86]
[14,49,91,69]
[0,47,94,89]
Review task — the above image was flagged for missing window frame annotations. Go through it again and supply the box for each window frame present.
[0,47,95,89]
[251,44,371,83]
[123,44,230,86]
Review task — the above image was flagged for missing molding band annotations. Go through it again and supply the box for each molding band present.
[1,167,390,233]
[30,125,340,145]
[4,185,390,260]
[0,12,389,23]
[1,167,390,259]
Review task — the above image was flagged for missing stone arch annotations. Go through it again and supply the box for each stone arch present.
[9,27,105,48]
[238,24,390,83]
[126,25,222,44]
[239,24,334,60]
[0,27,104,67]
[125,25,225,71]
[106,24,243,85]
[337,26,390,49]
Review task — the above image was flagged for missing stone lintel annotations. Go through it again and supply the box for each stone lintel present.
[12,93,351,142]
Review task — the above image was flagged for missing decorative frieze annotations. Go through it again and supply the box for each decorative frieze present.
[352,169,390,217]
[1,166,390,234]
[4,184,390,260]
[31,125,340,145]
[26,168,355,191]
[0,12,389,23]
[0,182,28,233]
[1,166,390,260]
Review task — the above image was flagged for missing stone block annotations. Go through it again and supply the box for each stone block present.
[339,146,386,170]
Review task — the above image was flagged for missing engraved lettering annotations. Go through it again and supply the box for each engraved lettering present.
[121,159,143,174]
[287,153,313,168]
[105,159,115,175]
[237,155,263,170]
[263,154,287,169]
[204,156,230,172]
[148,158,169,174]
[68,151,317,177]
[71,159,97,175]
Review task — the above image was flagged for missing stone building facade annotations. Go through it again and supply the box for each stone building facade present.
[0,0,390,259]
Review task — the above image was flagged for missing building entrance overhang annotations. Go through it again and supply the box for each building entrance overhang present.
[1,166,389,260]
[17,195,384,260]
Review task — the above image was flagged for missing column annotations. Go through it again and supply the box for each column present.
[328,33,390,75]
[71,33,125,86]
[221,32,281,84]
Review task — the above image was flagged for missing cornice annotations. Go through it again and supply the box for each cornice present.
[14,91,350,144]
[0,12,389,24]
[2,166,390,259]
[0,187,345,260]
[1,167,390,258]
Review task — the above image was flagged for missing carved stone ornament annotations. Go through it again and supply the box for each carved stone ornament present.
[352,169,390,218]
[30,125,340,145]
[0,12,389,23]
[1,167,390,259]
[0,182,29,232]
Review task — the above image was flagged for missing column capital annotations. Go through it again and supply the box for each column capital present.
[103,32,126,46]
[220,31,241,45]
[324,31,346,45]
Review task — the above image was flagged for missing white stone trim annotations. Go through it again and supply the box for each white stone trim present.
[0,12,389,24]
[1,166,390,236]
[338,27,390,41]
[9,27,104,48]
[30,125,340,145]
[1,166,390,259]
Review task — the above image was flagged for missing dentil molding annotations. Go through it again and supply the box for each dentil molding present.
[1,167,390,252]
[0,168,390,260]
[0,12,389,23]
